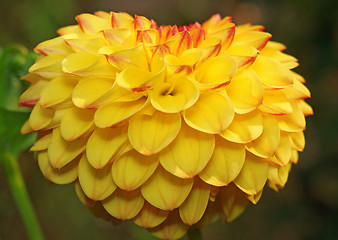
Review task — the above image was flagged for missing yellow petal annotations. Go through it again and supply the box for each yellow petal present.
[94,97,147,128]
[34,36,73,55]
[179,177,211,225]
[160,123,215,179]
[234,31,271,50]
[18,80,48,107]
[299,100,313,116]
[107,44,149,70]
[29,54,64,79]
[78,154,116,201]
[112,150,159,191]
[30,133,52,151]
[28,103,54,131]
[247,189,263,204]
[183,91,234,134]
[86,126,129,169]
[74,180,95,207]
[199,137,245,186]
[218,184,249,222]
[40,75,79,108]
[141,166,194,210]
[258,90,293,115]
[148,210,189,240]
[226,69,263,114]
[128,111,181,155]
[246,117,281,158]
[133,202,169,228]
[290,131,305,151]
[221,110,263,144]
[102,188,144,220]
[64,37,107,54]
[234,152,268,195]
[62,52,117,76]
[101,28,134,50]
[72,76,114,108]
[150,76,199,113]
[227,43,258,69]
[38,151,79,184]
[111,11,134,28]
[57,25,82,36]
[290,150,299,164]
[252,56,293,89]
[270,133,292,166]
[76,13,111,34]
[195,54,237,89]
[60,108,95,141]
[21,120,34,134]
[268,163,291,190]
[275,101,306,132]
[20,73,41,84]
[48,128,87,168]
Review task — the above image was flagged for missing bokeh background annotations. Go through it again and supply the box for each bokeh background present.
[0,0,337,239]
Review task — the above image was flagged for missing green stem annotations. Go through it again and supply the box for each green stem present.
[2,152,44,240]
[187,228,203,240]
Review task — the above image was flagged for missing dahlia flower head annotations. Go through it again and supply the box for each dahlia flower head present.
[19,11,313,240]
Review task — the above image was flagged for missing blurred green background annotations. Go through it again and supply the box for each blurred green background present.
[0,0,337,239]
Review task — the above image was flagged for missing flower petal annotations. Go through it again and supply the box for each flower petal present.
[72,76,114,108]
[226,69,263,114]
[220,110,263,144]
[252,56,293,89]
[48,128,87,168]
[112,150,159,191]
[160,123,215,179]
[199,137,245,186]
[78,154,116,201]
[275,101,306,132]
[148,210,189,240]
[179,177,211,225]
[234,152,268,195]
[40,76,79,108]
[29,54,64,79]
[183,91,234,134]
[38,151,79,184]
[268,163,291,191]
[258,90,293,115]
[102,188,144,220]
[141,166,194,211]
[269,133,292,166]
[28,103,55,131]
[219,184,249,222]
[94,97,147,128]
[246,117,281,158]
[290,131,305,151]
[30,133,52,151]
[18,80,48,107]
[128,111,181,155]
[86,126,129,169]
[76,13,111,34]
[34,36,73,56]
[133,202,169,228]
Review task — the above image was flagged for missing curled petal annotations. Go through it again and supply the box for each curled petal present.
[167,31,192,56]
[133,202,169,228]
[283,79,311,100]
[76,13,111,34]
[195,54,237,89]
[29,54,64,79]
[148,210,189,240]
[38,151,78,184]
[160,123,215,179]
[48,128,87,168]
[141,166,194,211]
[128,111,181,155]
[64,37,107,54]
[72,76,114,108]
[221,110,263,144]
[290,131,305,151]
[226,69,263,114]
[111,11,134,28]
[219,184,249,222]
[18,80,48,107]
[234,31,271,50]
[86,126,129,169]
[60,108,95,141]
[199,137,245,186]
[268,163,291,191]
[34,36,73,56]
[270,133,292,166]
[275,101,306,132]
[28,103,54,131]
[179,177,211,225]
[252,56,293,89]
[94,97,147,128]
[103,188,144,220]
[259,90,293,115]
[227,43,258,69]
[299,100,313,116]
[150,77,199,113]
[30,132,52,151]
[246,117,281,158]
[183,91,234,134]
[234,152,268,195]
[40,76,79,108]
[112,150,159,191]
[78,154,116,201]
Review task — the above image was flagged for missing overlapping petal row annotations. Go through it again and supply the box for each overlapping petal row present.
[20,11,312,240]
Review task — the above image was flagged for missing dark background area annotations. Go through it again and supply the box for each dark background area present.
[0,0,337,239]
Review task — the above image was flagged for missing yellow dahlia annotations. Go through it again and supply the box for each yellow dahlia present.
[19,11,313,239]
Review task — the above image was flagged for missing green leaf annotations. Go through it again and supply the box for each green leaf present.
[0,45,37,159]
